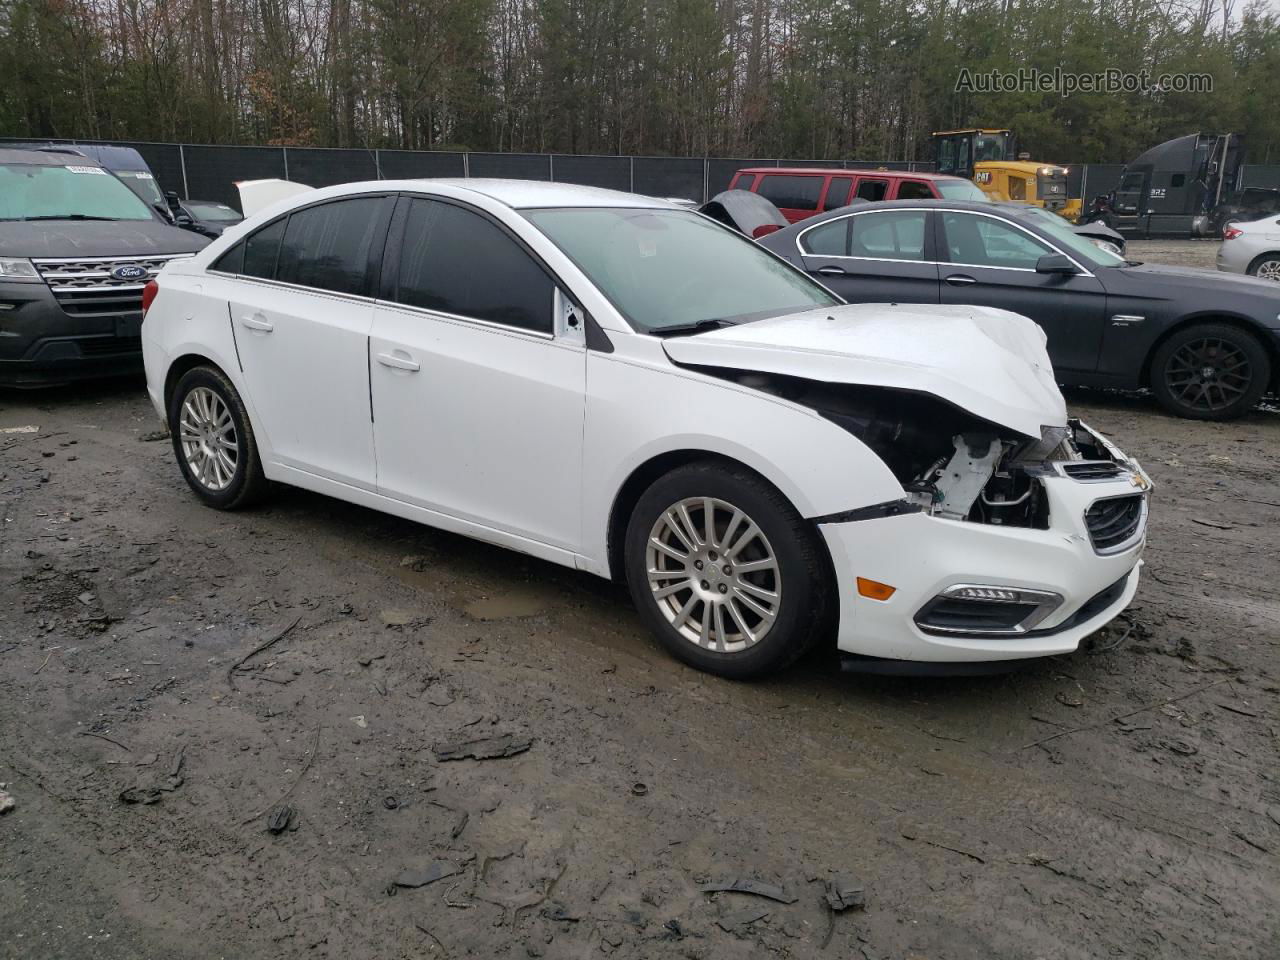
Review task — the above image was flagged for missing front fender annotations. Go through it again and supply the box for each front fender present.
[580,352,904,575]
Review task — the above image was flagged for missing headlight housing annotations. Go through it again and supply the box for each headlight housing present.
[0,257,41,283]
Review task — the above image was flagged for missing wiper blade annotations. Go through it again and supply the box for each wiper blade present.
[656,318,736,337]
[21,214,122,221]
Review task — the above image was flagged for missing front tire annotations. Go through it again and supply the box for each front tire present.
[168,365,268,508]
[623,460,830,680]
[1249,254,1280,283]
[1149,323,1270,421]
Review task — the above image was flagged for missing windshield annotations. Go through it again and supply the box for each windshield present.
[1020,207,1127,267]
[114,170,164,207]
[973,134,1009,163]
[0,163,155,221]
[936,179,990,202]
[523,207,837,332]
[186,201,243,222]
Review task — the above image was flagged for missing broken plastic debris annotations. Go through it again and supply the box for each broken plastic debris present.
[698,878,797,904]
[824,878,867,912]
[266,805,295,834]
[716,905,770,931]
[0,788,14,814]
[394,860,462,888]
[433,733,532,761]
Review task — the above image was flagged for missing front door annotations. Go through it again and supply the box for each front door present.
[795,208,940,304]
[228,195,393,489]
[369,196,586,552]
[935,210,1108,375]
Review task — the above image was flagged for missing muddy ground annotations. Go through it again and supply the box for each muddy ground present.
[2,240,1278,960]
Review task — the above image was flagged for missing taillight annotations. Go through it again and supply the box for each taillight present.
[141,279,159,316]
[1223,227,1243,240]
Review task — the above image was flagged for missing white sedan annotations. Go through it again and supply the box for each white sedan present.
[1217,216,1280,282]
[141,179,1150,678]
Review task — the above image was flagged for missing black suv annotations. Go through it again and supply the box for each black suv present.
[0,148,209,386]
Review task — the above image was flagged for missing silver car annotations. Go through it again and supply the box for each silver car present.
[1217,215,1280,282]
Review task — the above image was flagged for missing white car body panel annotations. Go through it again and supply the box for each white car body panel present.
[144,178,1149,666]
[661,304,1067,438]
[236,179,315,218]
[1216,215,1280,279]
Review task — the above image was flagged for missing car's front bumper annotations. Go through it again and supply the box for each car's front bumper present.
[0,280,144,386]
[820,432,1149,664]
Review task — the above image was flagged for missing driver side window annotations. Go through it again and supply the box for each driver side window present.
[942,213,1052,269]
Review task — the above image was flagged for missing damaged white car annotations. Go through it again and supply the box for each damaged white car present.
[140,179,1150,678]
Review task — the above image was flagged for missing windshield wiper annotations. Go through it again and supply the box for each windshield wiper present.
[655,318,738,338]
[21,215,123,222]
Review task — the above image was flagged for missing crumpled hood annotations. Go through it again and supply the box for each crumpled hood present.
[662,303,1067,438]
[0,220,208,258]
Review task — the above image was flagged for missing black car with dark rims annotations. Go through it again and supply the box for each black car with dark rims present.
[0,148,208,387]
[759,199,1280,420]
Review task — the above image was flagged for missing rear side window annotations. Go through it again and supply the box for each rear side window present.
[395,199,553,333]
[211,241,245,275]
[276,197,387,296]
[855,179,888,202]
[824,178,853,209]
[896,180,934,200]
[757,175,822,211]
[242,218,286,279]
[729,173,753,190]
[799,218,849,255]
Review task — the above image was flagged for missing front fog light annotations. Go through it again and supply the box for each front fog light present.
[914,583,1063,636]
[0,257,41,282]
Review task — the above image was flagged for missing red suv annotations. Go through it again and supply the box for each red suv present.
[728,167,988,223]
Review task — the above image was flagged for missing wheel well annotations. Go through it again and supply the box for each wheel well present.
[1141,316,1278,391]
[164,354,224,412]
[1247,250,1280,275]
[606,449,826,583]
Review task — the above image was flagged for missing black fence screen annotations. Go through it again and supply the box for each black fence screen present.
[2,138,1273,219]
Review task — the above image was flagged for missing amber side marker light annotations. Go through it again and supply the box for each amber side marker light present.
[856,577,896,601]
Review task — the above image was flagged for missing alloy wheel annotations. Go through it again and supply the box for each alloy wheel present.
[1256,258,1280,282]
[1163,336,1253,415]
[179,386,239,491]
[645,497,781,653]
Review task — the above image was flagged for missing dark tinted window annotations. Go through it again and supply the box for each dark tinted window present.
[799,218,848,255]
[396,199,553,333]
[1170,174,1185,188]
[856,179,888,201]
[849,211,927,261]
[896,180,934,200]
[276,197,386,295]
[211,241,245,274]
[824,178,853,209]
[942,212,1050,268]
[757,175,822,211]
[242,218,286,279]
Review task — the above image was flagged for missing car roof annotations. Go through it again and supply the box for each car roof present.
[413,178,673,209]
[0,147,104,167]
[763,198,1033,237]
[735,167,966,181]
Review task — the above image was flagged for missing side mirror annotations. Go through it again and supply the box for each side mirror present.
[1035,253,1079,275]
[152,200,176,223]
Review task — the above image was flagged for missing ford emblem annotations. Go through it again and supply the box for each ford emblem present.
[111,264,148,281]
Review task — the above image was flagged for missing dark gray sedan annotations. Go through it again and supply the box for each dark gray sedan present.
[759,199,1280,420]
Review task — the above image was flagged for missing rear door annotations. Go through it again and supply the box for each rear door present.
[755,174,823,222]
[226,195,393,489]
[368,196,586,552]
[794,208,940,303]
[935,210,1108,375]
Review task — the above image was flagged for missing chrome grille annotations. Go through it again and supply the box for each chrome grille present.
[1084,494,1146,554]
[32,254,188,318]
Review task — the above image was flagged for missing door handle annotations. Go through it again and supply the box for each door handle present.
[239,314,274,332]
[376,351,421,373]
[944,274,977,285]
[816,265,848,276]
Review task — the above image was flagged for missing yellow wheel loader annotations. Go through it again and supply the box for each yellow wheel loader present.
[930,129,1082,221]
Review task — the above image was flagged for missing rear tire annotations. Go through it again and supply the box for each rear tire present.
[623,460,830,680]
[1248,254,1280,283]
[168,365,268,509]
[1149,323,1269,421]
